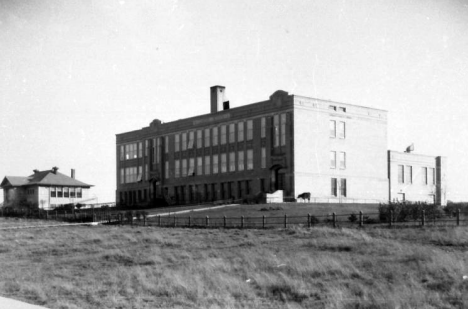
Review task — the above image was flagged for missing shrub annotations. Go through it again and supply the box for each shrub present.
[379,202,444,222]
[348,213,358,223]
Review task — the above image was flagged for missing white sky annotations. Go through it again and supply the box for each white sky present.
[1,0,467,202]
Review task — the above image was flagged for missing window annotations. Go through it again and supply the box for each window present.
[182,133,187,151]
[152,139,156,163]
[204,155,211,175]
[398,165,404,183]
[221,125,227,144]
[145,140,149,156]
[238,150,244,171]
[428,167,435,185]
[246,180,252,195]
[125,143,137,159]
[212,127,218,146]
[238,122,244,142]
[138,142,143,158]
[70,187,75,198]
[238,181,244,198]
[338,107,346,112]
[330,120,336,138]
[280,113,286,146]
[196,130,202,148]
[247,120,253,140]
[204,128,210,147]
[188,158,195,176]
[64,187,69,198]
[182,159,187,177]
[329,105,337,111]
[175,134,180,152]
[164,136,168,154]
[145,164,148,181]
[229,123,235,143]
[247,149,253,170]
[261,147,266,168]
[221,153,227,173]
[188,131,194,149]
[330,151,336,169]
[156,138,161,163]
[331,178,337,196]
[213,154,219,174]
[339,152,346,169]
[120,145,124,161]
[76,188,82,198]
[175,160,180,178]
[51,187,56,198]
[340,179,347,197]
[261,117,266,138]
[197,157,203,175]
[120,168,125,184]
[338,122,345,139]
[421,167,427,185]
[229,152,235,172]
[405,166,412,184]
[57,187,63,198]
[137,166,143,182]
[273,115,279,147]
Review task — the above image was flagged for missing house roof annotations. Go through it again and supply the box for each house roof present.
[1,169,93,189]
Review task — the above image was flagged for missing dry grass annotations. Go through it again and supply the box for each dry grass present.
[0,218,467,308]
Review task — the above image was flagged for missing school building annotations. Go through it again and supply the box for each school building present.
[115,86,447,206]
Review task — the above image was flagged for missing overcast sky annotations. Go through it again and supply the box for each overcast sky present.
[1,0,467,203]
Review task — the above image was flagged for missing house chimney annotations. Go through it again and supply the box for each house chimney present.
[33,169,39,174]
[52,167,59,174]
[71,169,75,179]
[210,85,226,114]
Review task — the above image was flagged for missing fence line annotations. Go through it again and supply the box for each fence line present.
[0,208,466,230]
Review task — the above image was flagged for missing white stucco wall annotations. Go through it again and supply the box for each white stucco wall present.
[293,97,388,203]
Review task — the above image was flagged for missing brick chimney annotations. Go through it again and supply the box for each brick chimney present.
[71,169,75,179]
[210,85,226,114]
[52,167,59,174]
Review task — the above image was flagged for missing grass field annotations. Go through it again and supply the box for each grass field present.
[0,218,467,309]
[153,202,380,218]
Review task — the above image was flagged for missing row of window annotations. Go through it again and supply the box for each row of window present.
[27,189,35,195]
[330,151,346,169]
[50,187,83,198]
[331,178,347,197]
[330,120,346,139]
[120,148,267,184]
[398,165,435,185]
[120,114,289,162]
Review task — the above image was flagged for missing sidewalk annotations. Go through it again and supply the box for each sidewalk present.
[0,296,49,309]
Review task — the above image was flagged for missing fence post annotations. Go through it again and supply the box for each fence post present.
[206,216,209,227]
[188,216,191,227]
[263,215,266,229]
[456,209,460,226]
[55,211,58,220]
[174,215,177,227]
[92,213,96,223]
[241,216,244,229]
[421,210,425,227]
[307,214,311,228]
[45,211,48,221]
[223,216,226,228]
[143,215,146,226]
[389,210,393,228]
[332,213,336,228]
[284,214,287,228]
[359,211,363,227]
[158,215,161,227]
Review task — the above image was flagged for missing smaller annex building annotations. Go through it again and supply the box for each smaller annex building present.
[1,167,93,210]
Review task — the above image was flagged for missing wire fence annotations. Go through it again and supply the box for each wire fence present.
[0,207,466,230]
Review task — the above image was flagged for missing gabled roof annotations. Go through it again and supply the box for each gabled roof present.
[1,169,93,189]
